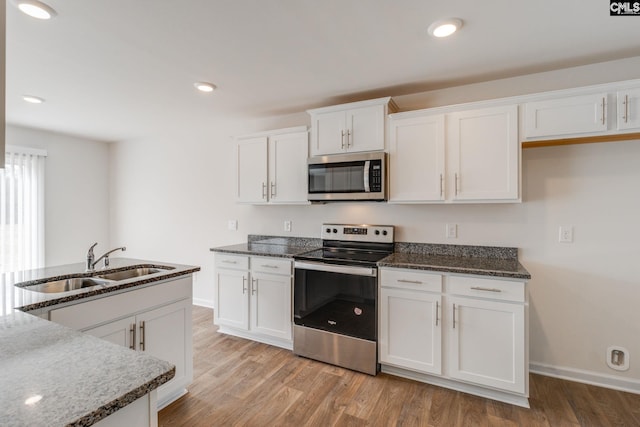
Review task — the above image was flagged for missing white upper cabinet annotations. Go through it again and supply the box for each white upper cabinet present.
[617,87,640,130]
[388,114,445,202]
[389,104,519,203]
[308,97,397,156]
[236,127,309,205]
[449,105,519,201]
[237,136,268,204]
[524,93,608,138]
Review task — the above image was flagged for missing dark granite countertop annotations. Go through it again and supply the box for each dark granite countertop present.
[2,257,200,314]
[210,236,321,258]
[210,236,530,280]
[0,311,174,427]
[377,252,531,280]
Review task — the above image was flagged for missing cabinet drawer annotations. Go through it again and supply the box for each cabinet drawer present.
[250,256,292,275]
[380,268,442,292]
[215,253,249,270]
[447,276,525,302]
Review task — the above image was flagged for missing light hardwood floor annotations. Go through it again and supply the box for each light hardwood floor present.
[159,306,640,426]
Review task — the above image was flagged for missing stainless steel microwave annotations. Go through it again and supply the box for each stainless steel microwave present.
[307,152,387,202]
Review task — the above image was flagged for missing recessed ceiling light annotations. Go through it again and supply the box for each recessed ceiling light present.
[23,95,45,104]
[15,0,57,20]
[428,18,463,38]
[194,82,216,93]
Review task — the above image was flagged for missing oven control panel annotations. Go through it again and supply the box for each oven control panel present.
[321,224,394,243]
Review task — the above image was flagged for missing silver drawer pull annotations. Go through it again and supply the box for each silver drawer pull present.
[398,279,423,284]
[470,286,502,293]
[222,260,237,264]
[260,264,279,269]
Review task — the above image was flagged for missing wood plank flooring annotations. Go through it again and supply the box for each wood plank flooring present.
[159,306,640,426]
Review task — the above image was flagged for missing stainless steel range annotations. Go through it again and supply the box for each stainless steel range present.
[293,224,394,375]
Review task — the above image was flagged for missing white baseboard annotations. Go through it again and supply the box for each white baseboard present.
[530,362,640,394]
[192,298,214,308]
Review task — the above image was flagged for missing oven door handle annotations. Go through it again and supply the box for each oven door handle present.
[294,261,377,277]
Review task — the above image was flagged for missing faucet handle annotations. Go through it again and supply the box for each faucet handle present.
[87,242,98,256]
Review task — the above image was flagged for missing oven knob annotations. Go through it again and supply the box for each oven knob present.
[375,230,380,235]
[332,228,338,234]
[382,230,388,236]
[325,228,331,233]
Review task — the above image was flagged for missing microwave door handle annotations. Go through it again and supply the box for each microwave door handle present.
[363,160,370,192]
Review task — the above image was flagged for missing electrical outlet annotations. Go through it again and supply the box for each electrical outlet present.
[446,223,457,239]
[559,225,573,243]
[607,346,629,371]
[284,220,292,232]
[227,220,238,231]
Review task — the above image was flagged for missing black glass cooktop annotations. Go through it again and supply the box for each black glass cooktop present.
[296,246,392,267]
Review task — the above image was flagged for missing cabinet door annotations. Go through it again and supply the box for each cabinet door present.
[346,104,386,152]
[268,131,309,204]
[310,111,346,156]
[388,114,445,202]
[448,296,525,394]
[524,93,608,138]
[137,299,192,405]
[83,316,136,349]
[214,269,249,330]
[237,136,268,203]
[617,88,640,130]
[379,288,442,375]
[250,272,292,341]
[449,105,519,201]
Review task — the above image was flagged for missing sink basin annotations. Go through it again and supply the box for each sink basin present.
[25,277,110,293]
[96,267,169,281]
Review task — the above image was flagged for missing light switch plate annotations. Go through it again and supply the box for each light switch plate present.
[446,223,457,239]
[228,220,238,231]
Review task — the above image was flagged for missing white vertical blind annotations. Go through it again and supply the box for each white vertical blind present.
[0,145,46,274]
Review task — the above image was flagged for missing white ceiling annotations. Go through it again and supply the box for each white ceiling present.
[7,1,640,142]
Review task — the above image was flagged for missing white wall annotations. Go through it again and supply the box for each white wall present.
[109,57,640,387]
[7,125,110,267]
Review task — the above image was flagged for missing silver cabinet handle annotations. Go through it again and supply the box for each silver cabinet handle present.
[452,303,456,329]
[623,94,629,123]
[347,129,352,148]
[454,173,459,196]
[251,277,257,295]
[242,276,248,294]
[341,130,346,149]
[470,286,502,293]
[129,324,136,350]
[440,173,444,198]
[140,321,146,351]
[435,301,439,327]
[398,279,423,284]
[270,181,276,198]
[260,264,279,269]
[222,260,237,264]
[601,96,606,125]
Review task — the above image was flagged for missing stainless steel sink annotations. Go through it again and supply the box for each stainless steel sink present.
[25,277,111,293]
[96,267,169,281]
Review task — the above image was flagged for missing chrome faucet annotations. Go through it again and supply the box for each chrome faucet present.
[86,243,127,271]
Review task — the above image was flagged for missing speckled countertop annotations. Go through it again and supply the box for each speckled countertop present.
[0,310,175,427]
[377,242,531,280]
[210,236,530,280]
[209,236,321,258]
[2,257,200,314]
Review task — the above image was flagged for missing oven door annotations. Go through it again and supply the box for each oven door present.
[293,261,377,341]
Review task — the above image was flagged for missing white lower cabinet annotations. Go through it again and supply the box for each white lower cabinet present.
[214,253,293,349]
[379,267,529,407]
[49,277,194,409]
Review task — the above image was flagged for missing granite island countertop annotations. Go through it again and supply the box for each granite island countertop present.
[2,257,200,314]
[0,310,175,427]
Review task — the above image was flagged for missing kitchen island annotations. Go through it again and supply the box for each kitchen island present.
[0,258,200,426]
